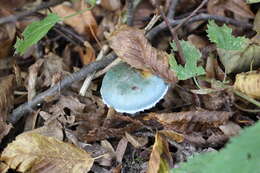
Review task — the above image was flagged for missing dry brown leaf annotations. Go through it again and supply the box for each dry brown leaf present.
[0,75,14,142]
[40,53,70,87]
[125,132,148,148]
[146,111,232,132]
[108,25,177,83]
[115,137,128,163]
[254,9,260,34]
[234,71,260,99]
[0,133,94,173]
[147,132,172,173]
[74,42,96,65]
[0,10,16,59]
[219,121,241,137]
[207,0,254,19]
[52,3,97,38]
[159,130,184,143]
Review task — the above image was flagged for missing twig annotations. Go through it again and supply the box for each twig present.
[167,0,179,19]
[79,45,109,96]
[126,0,135,26]
[0,0,66,25]
[146,13,253,40]
[8,53,117,124]
[155,1,185,65]
[173,0,208,32]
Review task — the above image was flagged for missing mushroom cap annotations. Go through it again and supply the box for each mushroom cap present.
[100,63,168,114]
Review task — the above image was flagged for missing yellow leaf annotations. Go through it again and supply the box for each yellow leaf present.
[0,133,94,173]
[234,71,260,99]
[147,133,172,173]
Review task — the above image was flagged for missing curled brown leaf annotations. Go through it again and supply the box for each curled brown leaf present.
[108,25,177,83]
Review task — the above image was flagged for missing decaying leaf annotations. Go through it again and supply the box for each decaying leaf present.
[100,0,121,11]
[52,3,97,38]
[234,71,260,99]
[74,42,96,65]
[207,0,254,19]
[0,10,16,59]
[108,25,177,83]
[0,133,94,173]
[146,111,232,132]
[40,53,70,87]
[0,161,8,173]
[159,130,184,143]
[0,75,14,142]
[115,137,128,163]
[125,132,148,148]
[147,132,172,173]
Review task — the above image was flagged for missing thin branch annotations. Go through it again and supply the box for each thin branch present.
[8,53,117,124]
[126,0,135,26]
[146,13,253,40]
[167,0,179,19]
[173,0,208,32]
[0,0,66,25]
[156,1,185,64]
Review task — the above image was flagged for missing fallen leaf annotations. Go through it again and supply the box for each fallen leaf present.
[207,0,254,19]
[0,162,8,173]
[147,132,173,173]
[146,111,232,133]
[74,42,96,65]
[125,132,148,148]
[159,130,184,143]
[253,9,260,34]
[52,3,97,38]
[219,121,241,137]
[1,133,94,173]
[0,10,16,59]
[40,53,70,87]
[234,71,260,99]
[0,75,14,142]
[108,25,177,83]
[115,137,128,163]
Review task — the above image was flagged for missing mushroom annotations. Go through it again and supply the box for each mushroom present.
[100,62,168,114]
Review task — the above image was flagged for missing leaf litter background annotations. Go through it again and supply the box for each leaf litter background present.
[0,0,259,172]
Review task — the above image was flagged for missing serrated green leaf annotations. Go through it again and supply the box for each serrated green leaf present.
[14,13,61,55]
[169,41,205,80]
[173,121,260,173]
[206,20,248,50]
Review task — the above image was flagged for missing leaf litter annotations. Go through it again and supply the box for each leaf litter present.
[0,0,260,172]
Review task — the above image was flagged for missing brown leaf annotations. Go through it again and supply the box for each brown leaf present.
[254,9,260,34]
[1,133,94,173]
[108,25,177,83]
[147,132,172,173]
[207,0,254,19]
[125,132,148,148]
[159,130,184,143]
[115,137,128,163]
[40,53,70,87]
[0,75,14,142]
[0,10,16,59]
[146,110,232,132]
[74,42,96,65]
[52,3,97,38]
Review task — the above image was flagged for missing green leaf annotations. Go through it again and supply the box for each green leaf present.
[173,121,260,173]
[247,0,260,3]
[86,0,97,6]
[169,40,205,80]
[14,13,61,55]
[206,20,248,50]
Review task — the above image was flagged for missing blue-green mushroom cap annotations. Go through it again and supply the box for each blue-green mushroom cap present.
[101,63,168,114]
